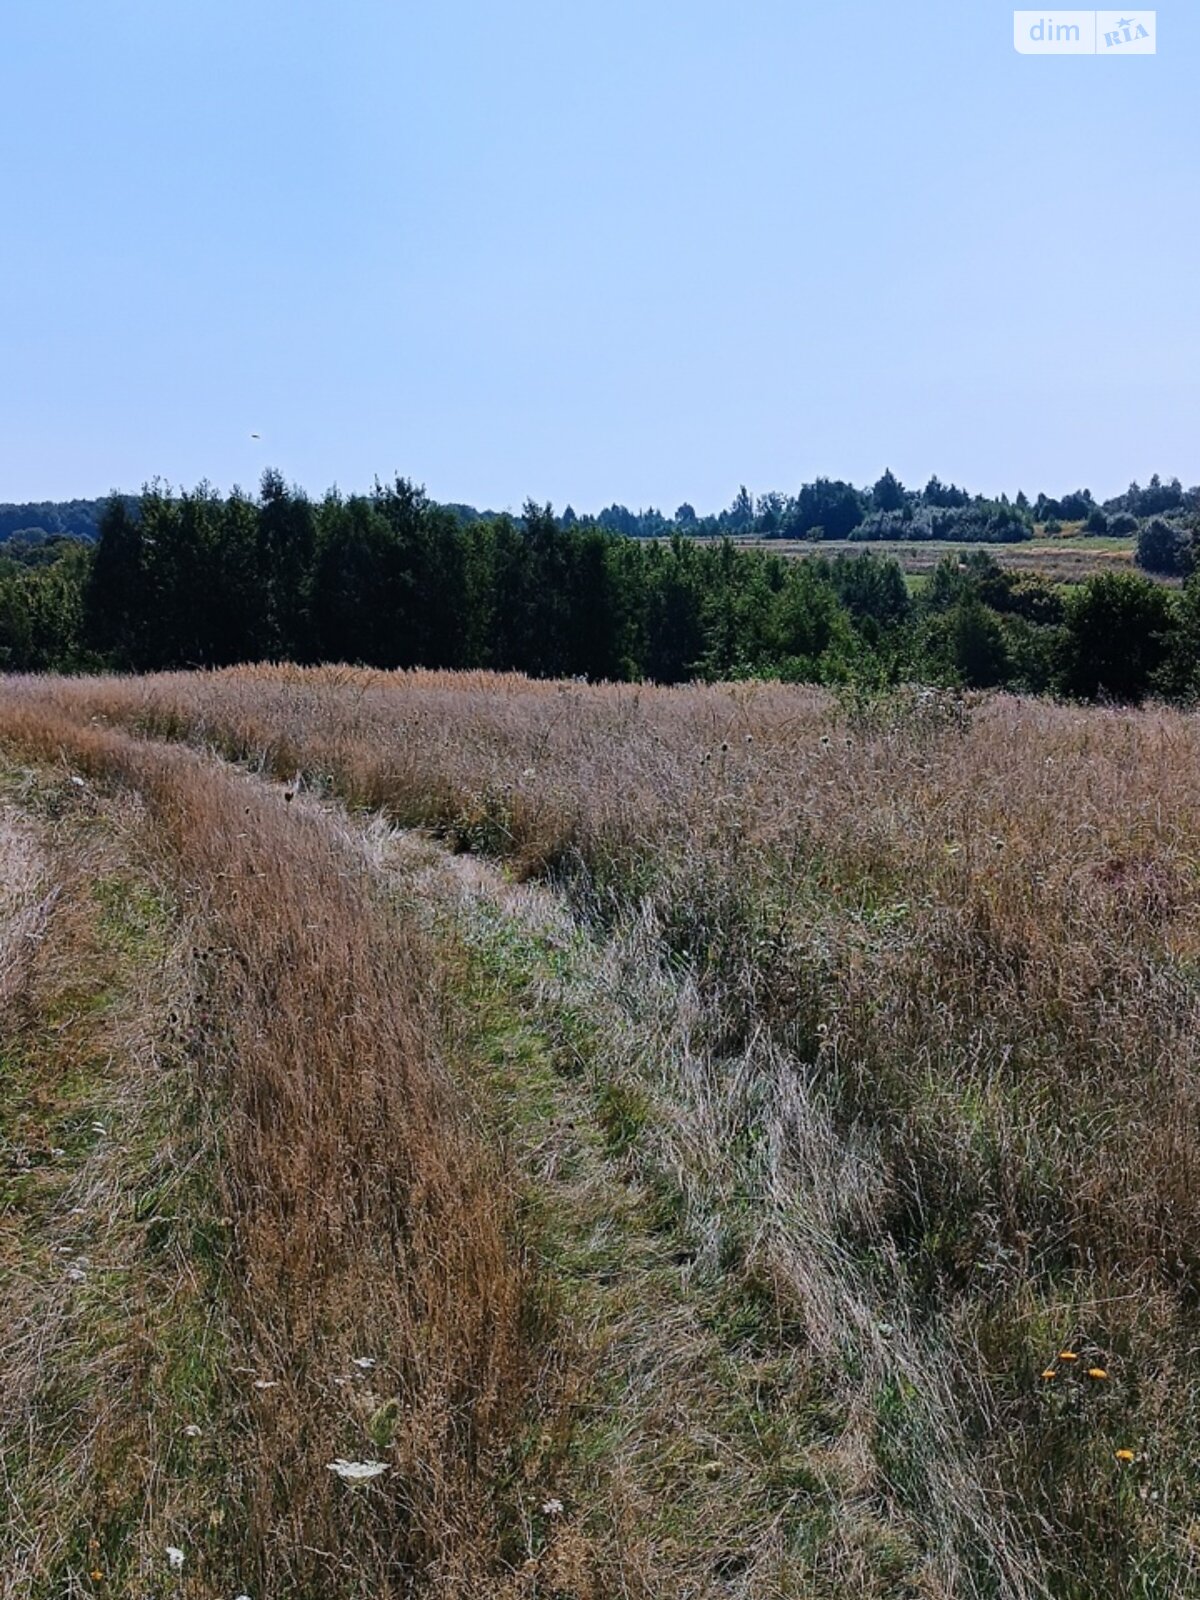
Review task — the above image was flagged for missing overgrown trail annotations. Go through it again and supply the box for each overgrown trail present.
[1,753,873,1600]
[0,736,538,1600]
[357,823,921,1598]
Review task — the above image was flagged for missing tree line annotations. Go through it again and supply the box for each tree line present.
[3,471,1200,703]
[5,470,1199,549]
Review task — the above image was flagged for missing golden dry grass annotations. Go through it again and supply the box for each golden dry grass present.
[732,537,1145,584]
[0,707,541,1598]
[5,665,1200,1596]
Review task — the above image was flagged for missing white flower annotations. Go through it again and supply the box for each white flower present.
[183,1424,202,1438]
[327,1458,389,1484]
[166,1546,185,1572]
[253,1379,279,1390]
[351,1356,376,1371]
[541,1497,565,1516]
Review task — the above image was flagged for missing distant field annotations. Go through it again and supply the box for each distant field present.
[734,535,1142,583]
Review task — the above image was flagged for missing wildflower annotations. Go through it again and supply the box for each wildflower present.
[541,1497,565,1516]
[1115,1449,1135,1464]
[1041,1368,1057,1381]
[1058,1350,1078,1362]
[166,1546,185,1572]
[327,1458,389,1483]
[351,1356,376,1371]
[182,1423,202,1438]
[1087,1367,1109,1381]
[89,1572,104,1583]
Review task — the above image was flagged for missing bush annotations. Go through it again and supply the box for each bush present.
[946,598,1011,687]
[1136,516,1194,578]
[851,504,1032,545]
[1058,571,1174,701]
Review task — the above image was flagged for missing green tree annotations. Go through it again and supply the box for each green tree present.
[85,493,148,666]
[766,562,855,681]
[1136,517,1193,578]
[872,469,906,512]
[1059,572,1174,701]
[643,538,705,683]
[259,469,315,660]
[945,598,1010,688]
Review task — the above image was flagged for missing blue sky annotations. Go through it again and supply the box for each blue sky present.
[2,1,1195,510]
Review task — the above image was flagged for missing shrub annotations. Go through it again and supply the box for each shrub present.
[1136,516,1194,577]
[1058,570,1174,700]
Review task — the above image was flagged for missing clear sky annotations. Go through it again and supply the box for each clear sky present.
[2,1,1195,511]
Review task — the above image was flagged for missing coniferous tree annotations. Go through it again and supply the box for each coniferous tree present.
[85,493,148,666]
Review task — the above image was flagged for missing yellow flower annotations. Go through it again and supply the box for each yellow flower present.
[1115,1449,1135,1463]
[1087,1367,1109,1380]
[1041,1368,1057,1380]
[1058,1350,1078,1362]
[90,1573,104,1584]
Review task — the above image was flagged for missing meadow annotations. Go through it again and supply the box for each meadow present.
[3,665,1200,1598]
[739,533,1145,586]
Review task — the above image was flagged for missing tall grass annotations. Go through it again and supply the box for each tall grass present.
[0,702,539,1597]
[7,666,1200,1593]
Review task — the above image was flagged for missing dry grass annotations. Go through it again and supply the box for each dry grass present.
[0,779,226,1593]
[731,536,1145,584]
[6,666,1200,1595]
[0,707,542,1598]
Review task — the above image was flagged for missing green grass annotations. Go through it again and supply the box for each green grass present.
[387,856,927,1596]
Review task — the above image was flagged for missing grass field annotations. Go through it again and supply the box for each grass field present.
[734,534,1143,584]
[3,666,1200,1598]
